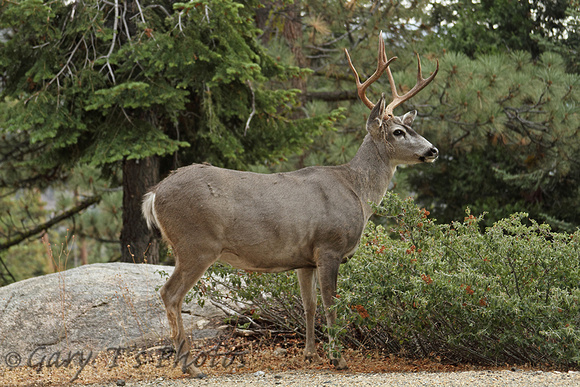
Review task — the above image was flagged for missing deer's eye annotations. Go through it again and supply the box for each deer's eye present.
[393,129,405,137]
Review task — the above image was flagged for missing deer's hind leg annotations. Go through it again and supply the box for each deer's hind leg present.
[160,247,216,378]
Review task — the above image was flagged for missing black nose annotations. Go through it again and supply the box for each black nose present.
[428,147,439,157]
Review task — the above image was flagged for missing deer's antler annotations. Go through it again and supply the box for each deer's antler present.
[384,52,439,118]
[344,33,397,110]
[345,32,439,119]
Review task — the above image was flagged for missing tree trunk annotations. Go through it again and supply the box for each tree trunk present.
[283,0,308,93]
[120,156,159,263]
[79,237,88,266]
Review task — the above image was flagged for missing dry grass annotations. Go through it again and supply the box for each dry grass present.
[0,332,548,387]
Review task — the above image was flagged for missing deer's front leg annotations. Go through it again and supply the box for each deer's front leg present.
[297,268,323,364]
[317,255,348,370]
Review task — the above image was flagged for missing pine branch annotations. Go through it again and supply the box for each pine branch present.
[0,195,102,252]
[244,81,256,136]
[100,0,119,84]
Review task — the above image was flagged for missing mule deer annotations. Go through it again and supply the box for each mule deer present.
[142,32,438,377]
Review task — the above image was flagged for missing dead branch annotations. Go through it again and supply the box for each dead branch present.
[0,195,102,252]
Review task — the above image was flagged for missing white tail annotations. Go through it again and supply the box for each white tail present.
[143,33,438,378]
[141,192,159,231]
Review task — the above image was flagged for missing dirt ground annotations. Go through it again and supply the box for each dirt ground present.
[0,335,571,387]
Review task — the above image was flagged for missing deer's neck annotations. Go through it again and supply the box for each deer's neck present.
[346,134,396,219]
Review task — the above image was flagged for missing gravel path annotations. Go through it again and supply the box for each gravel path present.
[92,369,580,387]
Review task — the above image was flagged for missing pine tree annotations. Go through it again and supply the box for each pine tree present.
[406,51,580,229]
[429,0,570,58]
[411,0,580,229]
[0,0,340,270]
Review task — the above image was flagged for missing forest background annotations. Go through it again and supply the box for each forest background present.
[0,0,579,285]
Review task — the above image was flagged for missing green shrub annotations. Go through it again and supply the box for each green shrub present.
[336,191,580,366]
[179,191,580,367]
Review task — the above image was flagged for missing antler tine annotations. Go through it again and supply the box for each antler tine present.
[344,32,397,110]
[384,52,439,118]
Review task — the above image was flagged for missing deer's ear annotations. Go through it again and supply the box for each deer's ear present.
[401,110,417,126]
[366,94,385,138]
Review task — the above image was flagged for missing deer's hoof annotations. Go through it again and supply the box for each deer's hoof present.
[331,357,348,370]
[184,365,206,379]
[193,372,207,379]
[304,352,323,364]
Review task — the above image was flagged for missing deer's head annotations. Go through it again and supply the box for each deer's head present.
[345,33,439,165]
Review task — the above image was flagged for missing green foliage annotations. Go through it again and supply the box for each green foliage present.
[0,163,123,285]
[0,0,334,172]
[421,1,579,231]
[407,50,580,230]
[534,1,580,73]
[335,192,580,366]
[0,188,49,282]
[429,0,570,58]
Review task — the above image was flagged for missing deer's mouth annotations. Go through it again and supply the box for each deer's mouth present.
[419,155,438,163]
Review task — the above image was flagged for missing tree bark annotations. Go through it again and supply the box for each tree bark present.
[120,156,159,264]
[283,0,308,93]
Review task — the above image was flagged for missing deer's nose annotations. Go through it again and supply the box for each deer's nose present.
[428,147,439,157]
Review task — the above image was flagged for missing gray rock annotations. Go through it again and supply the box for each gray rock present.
[0,263,226,361]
